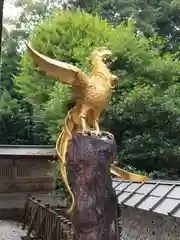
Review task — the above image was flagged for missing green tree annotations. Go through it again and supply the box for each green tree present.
[0,0,62,144]
[69,0,180,51]
[103,22,180,172]
[0,0,4,58]
[14,9,113,139]
[15,10,180,176]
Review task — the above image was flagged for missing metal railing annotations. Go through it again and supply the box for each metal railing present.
[22,195,76,240]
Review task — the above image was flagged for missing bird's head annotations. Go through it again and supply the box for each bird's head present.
[98,47,112,59]
[90,47,112,62]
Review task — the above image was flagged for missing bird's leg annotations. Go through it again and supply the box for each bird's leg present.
[80,117,88,133]
[90,118,101,136]
[93,120,100,133]
[79,105,90,133]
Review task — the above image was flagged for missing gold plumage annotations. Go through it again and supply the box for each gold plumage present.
[26,42,149,214]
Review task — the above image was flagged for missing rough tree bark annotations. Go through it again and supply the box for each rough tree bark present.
[66,132,118,240]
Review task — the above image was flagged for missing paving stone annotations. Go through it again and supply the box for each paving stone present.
[0,221,27,240]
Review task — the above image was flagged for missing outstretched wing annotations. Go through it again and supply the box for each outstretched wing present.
[26,41,89,88]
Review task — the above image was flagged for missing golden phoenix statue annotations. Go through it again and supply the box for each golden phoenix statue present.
[26,42,149,213]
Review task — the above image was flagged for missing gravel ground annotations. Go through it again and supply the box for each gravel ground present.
[0,221,27,240]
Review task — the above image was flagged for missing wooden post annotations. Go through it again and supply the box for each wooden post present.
[66,132,118,240]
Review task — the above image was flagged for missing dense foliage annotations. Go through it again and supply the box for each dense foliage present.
[69,0,180,52]
[105,23,180,172]
[0,0,62,144]
[14,10,180,176]
[1,0,180,179]
[14,10,113,140]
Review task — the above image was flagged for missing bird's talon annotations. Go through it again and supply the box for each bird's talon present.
[90,130,101,136]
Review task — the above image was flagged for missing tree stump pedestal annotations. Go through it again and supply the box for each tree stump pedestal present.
[66,132,118,240]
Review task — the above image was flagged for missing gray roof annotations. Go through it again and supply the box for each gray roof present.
[0,145,56,156]
[113,178,180,218]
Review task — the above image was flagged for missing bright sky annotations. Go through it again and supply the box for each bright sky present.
[3,0,22,20]
[3,0,67,20]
